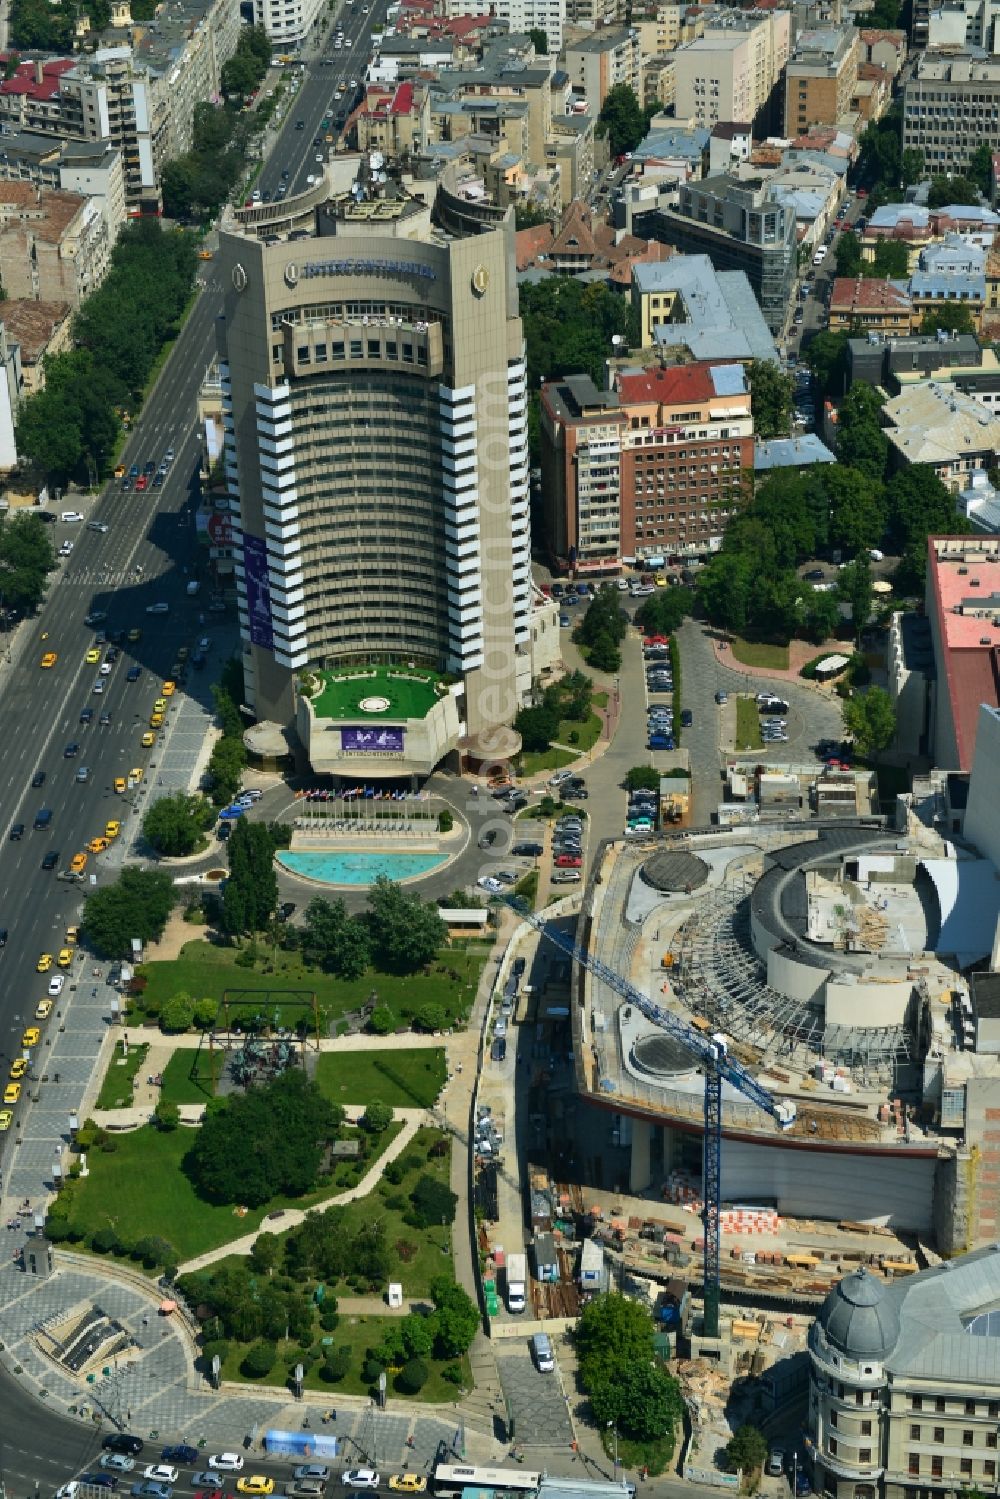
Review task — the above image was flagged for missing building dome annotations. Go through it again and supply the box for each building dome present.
[818,1265,900,1362]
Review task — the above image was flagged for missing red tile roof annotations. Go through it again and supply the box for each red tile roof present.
[0,56,74,101]
[616,361,716,408]
[830,276,911,310]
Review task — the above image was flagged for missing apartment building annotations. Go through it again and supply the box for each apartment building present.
[0,182,114,306]
[214,176,535,759]
[0,0,238,205]
[444,0,568,50]
[641,173,797,333]
[432,40,555,168]
[903,53,1000,175]
[829,277,913,333]
[253,0,321,45]
[0,135,126,252]
[809,1248,1000,1499]
[540,359,752,569]
[783,25,862,134]
[926,0,1000,51]
[564,28,642,111]
[672,9,790,132]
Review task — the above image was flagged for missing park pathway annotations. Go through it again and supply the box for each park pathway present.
[177,1106,429,1273]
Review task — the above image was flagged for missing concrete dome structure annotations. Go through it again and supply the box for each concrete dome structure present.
[817,1265,900,1362]
[640,849,709,893]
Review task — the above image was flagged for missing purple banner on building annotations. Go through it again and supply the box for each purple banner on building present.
[341,726,405,753]
[243,533,274,651]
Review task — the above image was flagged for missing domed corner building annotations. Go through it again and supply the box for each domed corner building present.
[807,1246,1000,1499]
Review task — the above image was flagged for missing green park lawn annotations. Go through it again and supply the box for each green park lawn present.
[159,1046,223,1105]
[519,745,576,775]
[95,1043,149,1109]
[220,1317,471,1403]
[134,939,487,1032]
[59,1113,406,1265]
[314,1048,447,1109]
[729,636,790,671]
[734,697,763,751]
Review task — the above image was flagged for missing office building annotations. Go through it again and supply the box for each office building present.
[640,174,797,334]
[808,1248,1000,1499]
[671,9,790,132]
[215,173,540,776]
[903,53,1000,176]
[564,28,642,111]
[540,359,752,571]
[631,252,776,360]
[783,25,861,134]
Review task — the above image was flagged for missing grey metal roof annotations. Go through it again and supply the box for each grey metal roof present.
[819,1266,902,1361]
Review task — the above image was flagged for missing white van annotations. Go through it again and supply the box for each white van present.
[531,1332,555,1372]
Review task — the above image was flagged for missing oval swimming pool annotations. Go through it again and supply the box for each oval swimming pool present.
[277,849,449,886]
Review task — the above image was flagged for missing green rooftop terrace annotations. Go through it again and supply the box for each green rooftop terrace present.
[310,666,443,722]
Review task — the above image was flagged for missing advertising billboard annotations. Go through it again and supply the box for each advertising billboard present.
[341,726,405,753]
[242,533,273,651]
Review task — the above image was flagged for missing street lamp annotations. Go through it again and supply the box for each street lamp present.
[607,1420,619,1479]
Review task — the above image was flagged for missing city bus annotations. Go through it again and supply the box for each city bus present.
[433,1466,541,1497]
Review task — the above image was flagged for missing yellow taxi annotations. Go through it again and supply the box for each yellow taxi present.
[69,852,87,875]
[3,1082,20,1106]
[0,1109,12,1131]
[88,836,110,854]
[141,731,156,748]
[65,926,79,945]
[36,953,52,973]
[161,681,176,697]
[389,1478,427,1493]
[40,652,57,669]
[35,999,53,1020]
[114,776,127,794]
[114,464,126,479]
[9,1057,27,1081]
[22,1027,40,1048]
[153,698,167,714]
[130,767,144,784]
[105,820,121,840]
[57,949,73,969]
[198,248,213,260]
[149,713,164,730]
[236,1480,274,1496]
[86,647,101,665]
[128,627,142,643]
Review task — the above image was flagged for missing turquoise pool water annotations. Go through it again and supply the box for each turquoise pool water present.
[277,849,449,886]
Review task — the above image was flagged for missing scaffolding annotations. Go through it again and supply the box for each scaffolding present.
[667,873,912,1088]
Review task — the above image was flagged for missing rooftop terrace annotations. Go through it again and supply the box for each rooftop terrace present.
[310,665,443,722]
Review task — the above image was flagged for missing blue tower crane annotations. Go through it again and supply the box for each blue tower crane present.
[507,902,796,1337]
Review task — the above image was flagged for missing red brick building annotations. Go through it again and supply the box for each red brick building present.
[540,360,753,571]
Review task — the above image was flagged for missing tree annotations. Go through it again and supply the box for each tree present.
[187,1069,344,1208]
[299,896,370,978]
[576,1293,682,1447]
[834,229,863,278]
[747,360,793,438]
[241,1340,277,1378]
[725,1424,769,1476]
[224,819,279,934]
[970,142,994,196]
[576,588,627,648]
[322,1344,351,1381]
[409,1174,458,1227]
[362,1101,394,1132]
[514,702,559,753]
[194,998,217,1029]
[143,792,214,856]
[823,467,888,555]
[843,686,897,756]
[366,877,446,973]
[625,766,660,791]
[430,1277,480,1358]
[154,1099,181,1131]
[527,25,547,52]
[695,551,756,633]
[869,240,911,279]
[587,631,621,672]
[596,83,646,156]
[160,991,196,1033]
[805,329,849,399]
[921,302,975,336]
[901,147,925,188]
[838,555,873,642]
[836,384,887,481]
[396,1357,429,1393]
[401,1311,435,1359]
[634,588,692,636]
[207,735,248,806]
[885,464,965,553]
[249,1232,281,1276]
[927,174,981,209]
[81,867,175,957]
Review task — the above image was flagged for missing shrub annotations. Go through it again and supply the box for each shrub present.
[442,1362,464,1385]
[200,1338,229,1372]
[90,1227,120,1254]
[368,1007,396,1035]
[362,1101,394,1133]
[395,1357,429,1394]
[241,1341,278,1379]
[362,1356,385,1384]
[437,808,453,832]
[413,1002,447,1034]
[154,1099,181,1131]
[384,1159,405,1186]
[321,1344,351,1382]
